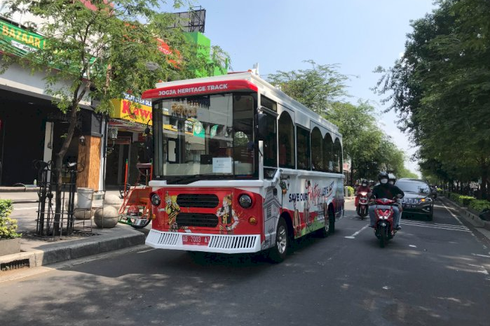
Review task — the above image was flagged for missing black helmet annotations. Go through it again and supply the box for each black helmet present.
[378,172,388,181]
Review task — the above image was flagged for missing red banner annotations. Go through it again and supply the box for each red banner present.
[142,80,258,99]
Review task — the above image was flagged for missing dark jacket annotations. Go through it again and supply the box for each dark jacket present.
[371,183,404,200]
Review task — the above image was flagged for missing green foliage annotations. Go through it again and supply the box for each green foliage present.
[267,62,416,182]
[374,0,490,199]
[345,186,355,197]
[267,60,350,115]
[449,193,476,207]
[0,199,21,239]
[469,200,490,213]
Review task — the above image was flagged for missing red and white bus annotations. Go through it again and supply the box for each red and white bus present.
[142,71,344,262]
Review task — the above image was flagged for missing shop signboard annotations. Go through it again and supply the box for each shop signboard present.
[0,19,45,57]
[110,94,152,125]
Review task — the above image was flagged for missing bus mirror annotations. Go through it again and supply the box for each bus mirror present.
[257,113,268,141]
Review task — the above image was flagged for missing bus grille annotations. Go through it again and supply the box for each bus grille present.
[177,213,218,227]
[177,194,220,208]
[154,232,180,246]
[208,235,258,249]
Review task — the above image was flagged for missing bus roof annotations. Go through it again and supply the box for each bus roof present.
[142,72,340,136]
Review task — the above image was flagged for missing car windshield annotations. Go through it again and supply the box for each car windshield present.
[396,180,431,194]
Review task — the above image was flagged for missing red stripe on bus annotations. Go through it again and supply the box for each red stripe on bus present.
[142,80,258,99]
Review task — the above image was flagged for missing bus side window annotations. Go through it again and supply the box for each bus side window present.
[297,126,310,170]
[278,111,295,169]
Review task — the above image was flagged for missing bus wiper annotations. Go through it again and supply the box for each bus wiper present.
[169,175,201,184]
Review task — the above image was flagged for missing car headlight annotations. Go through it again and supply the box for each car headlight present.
[238,194,253,208]
[151,193,161,206]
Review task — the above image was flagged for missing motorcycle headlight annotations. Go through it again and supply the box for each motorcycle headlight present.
[151,193,161,206]
[238,194,253,208]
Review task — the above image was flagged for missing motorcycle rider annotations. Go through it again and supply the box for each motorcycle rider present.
[355,179,371,207]
[388,173,397,185]
[369,172,405,230]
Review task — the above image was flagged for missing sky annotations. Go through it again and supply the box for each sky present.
[167,0,437,176]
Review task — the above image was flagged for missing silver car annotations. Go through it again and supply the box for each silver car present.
[395,178,435,221]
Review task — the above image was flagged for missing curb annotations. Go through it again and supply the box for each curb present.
[0,187,39,193]
[0,231,145,271]
[440,197,490,230]
[11,200,39,204]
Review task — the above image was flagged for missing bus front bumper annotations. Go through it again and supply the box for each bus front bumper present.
[145,229,262,254]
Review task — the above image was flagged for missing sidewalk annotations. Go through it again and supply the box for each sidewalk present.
[0,189,146,272]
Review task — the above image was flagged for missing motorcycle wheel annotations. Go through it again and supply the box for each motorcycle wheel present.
[379,226,387,248]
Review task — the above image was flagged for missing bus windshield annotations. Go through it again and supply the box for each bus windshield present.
[152,92,257,183]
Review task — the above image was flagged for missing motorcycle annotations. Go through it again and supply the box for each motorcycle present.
[372,198,398,248]
[356,191,369,219]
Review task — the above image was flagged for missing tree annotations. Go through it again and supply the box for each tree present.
[267,60,349,115]
[268,62,416,184]
[374,0,490,198]
[1,0,228,234]
[327,101,384,183]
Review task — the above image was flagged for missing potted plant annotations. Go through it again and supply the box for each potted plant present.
[0,199,22,256]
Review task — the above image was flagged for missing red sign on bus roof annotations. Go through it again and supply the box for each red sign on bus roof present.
[142,80,258,99]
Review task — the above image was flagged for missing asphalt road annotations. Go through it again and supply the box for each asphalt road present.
[1,199,490,326]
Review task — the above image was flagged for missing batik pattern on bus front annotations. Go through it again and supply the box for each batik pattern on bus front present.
[153,189,262,236]
[216,194,239,234]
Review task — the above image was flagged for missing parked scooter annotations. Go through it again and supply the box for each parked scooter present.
[356,191,369,219]
[372,198,398,248]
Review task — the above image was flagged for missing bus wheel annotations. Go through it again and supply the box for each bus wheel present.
[317,209,330,238]
[269,217,288,263]
[328,209,335,235]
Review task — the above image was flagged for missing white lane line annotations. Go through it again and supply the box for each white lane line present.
[440,201,465,225]
[409,245,417,248]
[345,224,369,239]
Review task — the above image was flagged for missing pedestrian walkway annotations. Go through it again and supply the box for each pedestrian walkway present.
[0,189,146,273]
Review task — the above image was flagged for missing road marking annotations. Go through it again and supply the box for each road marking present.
[13,206,38,211]
[472,253,490,259]
[409,245,417,248]
[401,219,470,232]
[137,248,155,254]
[440,201,465,225]
[345,224,369,239]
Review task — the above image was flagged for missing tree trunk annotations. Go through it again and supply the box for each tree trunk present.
[350,160,354,187]
[481,163,489,200]
[53,105,79,235]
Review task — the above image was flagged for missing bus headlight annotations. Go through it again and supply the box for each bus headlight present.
[238,194,253,208]
[151,193,161,206]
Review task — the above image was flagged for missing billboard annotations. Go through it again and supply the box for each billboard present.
[170,7,206,33]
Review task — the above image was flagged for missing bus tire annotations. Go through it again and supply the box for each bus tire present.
[269,217,288,263]
[328,208,335,235]
[317,207,330,238]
